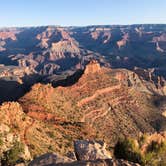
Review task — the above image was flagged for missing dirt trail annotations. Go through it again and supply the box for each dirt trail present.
[81,108,108,124]
[91,109,108,124]
[27,111,65,123]
[77,85,121,107]
[80,96,125,124]
[110,96,126,107]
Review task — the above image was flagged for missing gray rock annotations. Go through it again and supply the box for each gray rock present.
[74,140,112,161]
[28,153,73,166]
[49,159,140,166]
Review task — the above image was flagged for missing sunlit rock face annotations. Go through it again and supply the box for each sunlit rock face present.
[84,60,101,74]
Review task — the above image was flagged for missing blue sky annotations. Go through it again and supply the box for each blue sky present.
[0,0,166,27]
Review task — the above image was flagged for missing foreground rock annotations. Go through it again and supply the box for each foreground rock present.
[74,140,112,160]
[29,154,140,166]
[29,153,73,166]
[29,140,140,166]
[57,159,140,166]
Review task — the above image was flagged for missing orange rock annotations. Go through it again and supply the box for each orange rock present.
[84,60,101,74]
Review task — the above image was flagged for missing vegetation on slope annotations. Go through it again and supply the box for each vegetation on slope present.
[114,133,166,165]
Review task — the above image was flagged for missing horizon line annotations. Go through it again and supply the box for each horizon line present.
[0,23,166,29]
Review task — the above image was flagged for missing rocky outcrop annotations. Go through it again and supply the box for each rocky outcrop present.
[0,102,36,147]
[0,123,31,161]
[74,140,112,161]
[29,153,73,166]
[153,33,166,42]
[0,124,19,155]
[84,60,101,74]
[0,31,17,40]
[0,65,35,80]
[90,28,112,44]
[0,41,6,51]
[117,33,128,49]
[51,40,80,54]
[133,67,166,95]
[156,42,164,52]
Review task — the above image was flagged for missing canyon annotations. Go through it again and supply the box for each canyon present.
[0,24,166,165]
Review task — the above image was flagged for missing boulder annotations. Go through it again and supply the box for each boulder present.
[74,140,112,161]
[20,144,32,161]
[29,153,73,166]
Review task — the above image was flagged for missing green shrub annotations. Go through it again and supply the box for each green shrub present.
[143,141,166,165]
[114,137,166,166]
[114,137,142,164]
[138,134,147,146]
[147,140,164,153]
[1,141,24,165]
[46,131,54,138]
[0,137,3,146]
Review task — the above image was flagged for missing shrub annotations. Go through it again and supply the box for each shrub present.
[138,134,147,146]
[114,137,142,164]
[114,137,166,166]
[1,141,24,165]
[143,141,166,165]
[46,131,54,138]
[0,137,3,146]
[147,140,164,153]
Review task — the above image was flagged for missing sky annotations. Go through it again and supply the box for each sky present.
[0,0,166,27]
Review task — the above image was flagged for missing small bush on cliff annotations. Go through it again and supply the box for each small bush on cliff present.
[114,136,166,166]
[1,141,24,165]
[0,136,3,146]
[114,137,142,164]
[144,141,166,166]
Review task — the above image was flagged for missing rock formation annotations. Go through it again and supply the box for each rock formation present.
[0,123,32,162]
[29,153,73,166]
[74,140,112,161]
[84,60,101,74]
